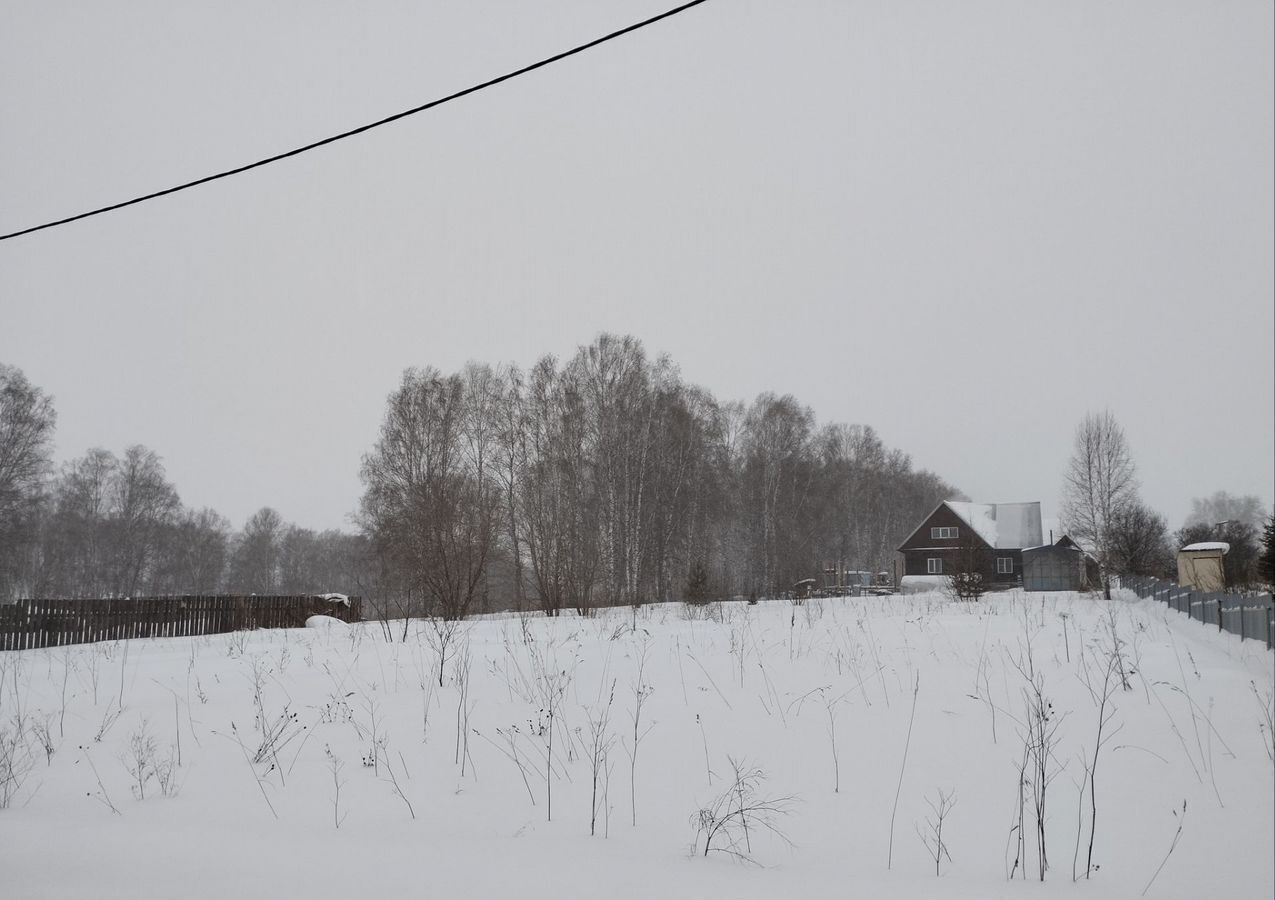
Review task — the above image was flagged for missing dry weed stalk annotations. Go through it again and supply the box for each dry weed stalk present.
[587,680,616,836]
[887,673,920,870]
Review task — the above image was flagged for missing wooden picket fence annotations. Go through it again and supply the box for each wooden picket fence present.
[0,595,363,652]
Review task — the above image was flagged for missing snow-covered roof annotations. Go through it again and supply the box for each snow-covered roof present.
[943,501,1043,549]
[943,502,998,546]
[1180,542,1230,554]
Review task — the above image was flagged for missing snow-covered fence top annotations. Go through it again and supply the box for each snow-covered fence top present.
[1124,575,1273,650]
[0,594,363,652]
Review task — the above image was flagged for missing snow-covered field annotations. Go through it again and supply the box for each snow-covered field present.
[2,590,1271,899]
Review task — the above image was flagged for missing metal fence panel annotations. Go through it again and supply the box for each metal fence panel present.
[1127,576,1272,650]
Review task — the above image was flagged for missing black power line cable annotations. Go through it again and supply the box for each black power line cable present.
[0,0,712,243]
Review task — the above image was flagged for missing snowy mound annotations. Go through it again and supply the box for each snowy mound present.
[898,574,947,594]
[304,614,350,629]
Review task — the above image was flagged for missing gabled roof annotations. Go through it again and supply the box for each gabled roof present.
[1024,536,1083,554]
[1045,534,1100,564]
[898,500,1043,551]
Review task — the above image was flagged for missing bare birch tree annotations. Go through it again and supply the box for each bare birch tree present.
[1062,411,1138,599]
[48,449,118,596]
[228,507,284,593]
[154,507,230,594]
[0,365,56,599]
[360,368,497,621]
[105,445,181,596]
[492,364,529,611]
[520,356,600,615]
[741,394,815,598]
[570,334,659,608]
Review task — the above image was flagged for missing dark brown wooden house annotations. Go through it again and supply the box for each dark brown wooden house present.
[896,501,1043,589]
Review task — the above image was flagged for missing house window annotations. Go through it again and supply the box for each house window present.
[930,526,959,540]
[997,557,1013,574]
[927,558,943,574]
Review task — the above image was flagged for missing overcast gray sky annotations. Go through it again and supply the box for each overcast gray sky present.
[2,0,1271,534]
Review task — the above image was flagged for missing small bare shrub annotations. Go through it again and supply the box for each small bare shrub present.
[253,707,303,771]
[1078,638,1124,879]
[424,617,465,688]
[1014,666,1066,881]
[32,714,56,765]
[155,746,179,798]
[95,705,124,743]
[916,788,957,876]
[691,758,795,863]
[326,745,348,829]
[0,716,37,809]
[226,631,248,658]
[123,719,159,800]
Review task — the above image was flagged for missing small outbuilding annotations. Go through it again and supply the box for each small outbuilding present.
[1177,542,1230,592]
[1023,535,1094,592]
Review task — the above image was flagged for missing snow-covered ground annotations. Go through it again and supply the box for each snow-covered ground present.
[2,590,1271,899]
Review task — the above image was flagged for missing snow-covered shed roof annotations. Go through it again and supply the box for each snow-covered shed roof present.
[943,501,1043,550]
[1179,542,1230,554]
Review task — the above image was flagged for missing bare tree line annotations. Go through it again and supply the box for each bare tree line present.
[359,334,962,619]
[2,337,962,609]
[0,364,374,599]
[7,450,371,600]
